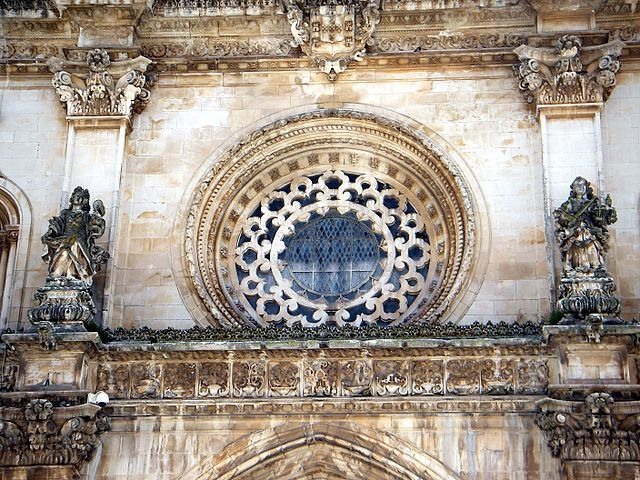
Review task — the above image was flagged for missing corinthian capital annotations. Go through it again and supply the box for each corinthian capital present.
[513,35,624,108]
[48,49,152,120]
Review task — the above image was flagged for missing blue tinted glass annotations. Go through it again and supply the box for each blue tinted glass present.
[285,216,378,296]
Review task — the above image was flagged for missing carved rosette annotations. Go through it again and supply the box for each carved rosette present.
[513,35,624,108]
[536,393,640,463]
[183,109,479,328]
[283,0,380,79]
[48,49,152,120]
[0,399,110,469]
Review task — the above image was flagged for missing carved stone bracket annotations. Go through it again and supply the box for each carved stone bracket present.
[48,49,152,121]
[0,399,110,471]
[536,393,640,464]
[513,35,624,108]
[282,0,380,79]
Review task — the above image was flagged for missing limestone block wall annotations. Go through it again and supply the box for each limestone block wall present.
[112,65,549,329]
[88,411,560,480]
[602,62,640,321]
[0,79,68,327]
[3,62,640,328]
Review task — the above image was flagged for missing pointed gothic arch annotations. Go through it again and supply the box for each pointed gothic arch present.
[178,422,464,480]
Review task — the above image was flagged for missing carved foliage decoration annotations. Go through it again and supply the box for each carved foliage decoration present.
[513,35,624,106]
[48,49,152,119]
[283,0,380,79]
[0,399,110,468]
[92,356,547,399]
[536,393,640,462]
[184,110,478,329]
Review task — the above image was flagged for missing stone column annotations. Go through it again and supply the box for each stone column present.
[0,226,19,326]
[513,36,623,302]
[48,49,152,325]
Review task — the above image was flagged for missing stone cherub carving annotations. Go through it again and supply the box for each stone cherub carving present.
[553,177,621,323]
[41,186,109,286]
[553,177,617,277]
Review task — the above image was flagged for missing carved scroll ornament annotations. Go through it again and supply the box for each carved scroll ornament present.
[0,399,110,469]
[283,0,380,79]
[513,35,624,107]
[48,49,152,119]
[536,393,640,462]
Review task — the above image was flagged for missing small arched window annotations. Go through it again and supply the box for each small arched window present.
[0,189,20,328]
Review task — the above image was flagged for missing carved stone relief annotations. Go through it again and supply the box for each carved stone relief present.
[48,49,152,119]
[282,0,380,79]
[90,355,547,400]
[536,393,640,462]
[184,109,478,329]
[0,399,110,468]
[513,35,624,107]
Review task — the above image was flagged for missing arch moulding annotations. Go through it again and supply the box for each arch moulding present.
[172,104,489,328]
[178,422,464,480]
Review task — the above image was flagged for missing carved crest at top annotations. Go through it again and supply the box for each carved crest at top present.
[513,35,624,107]
[283,0,380,79]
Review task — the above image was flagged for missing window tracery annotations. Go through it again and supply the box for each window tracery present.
[182,109,481,328]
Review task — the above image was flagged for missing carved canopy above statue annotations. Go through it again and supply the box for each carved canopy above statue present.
[182,109,481,328]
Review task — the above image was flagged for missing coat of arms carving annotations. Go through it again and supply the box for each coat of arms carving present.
[284,0,380,79]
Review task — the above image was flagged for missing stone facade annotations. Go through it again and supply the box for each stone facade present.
[1,0,640,478]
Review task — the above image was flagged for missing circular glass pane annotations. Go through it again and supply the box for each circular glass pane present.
[285,216,379,296]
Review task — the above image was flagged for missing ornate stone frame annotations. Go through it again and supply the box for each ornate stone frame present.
[173,105,488,328]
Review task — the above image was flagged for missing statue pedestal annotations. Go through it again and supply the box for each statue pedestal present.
[2,330,100,392]
[28,278,96,326]
[557,275,621,324]
[0,465,79,480]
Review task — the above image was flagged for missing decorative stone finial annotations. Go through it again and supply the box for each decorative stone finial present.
[553,177,620,323]
[28,187,109,326]
[282,0,380,80]
[513,35,624,108]
[48,49,152,119]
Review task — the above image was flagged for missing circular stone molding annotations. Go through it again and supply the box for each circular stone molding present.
[184,109,479,328]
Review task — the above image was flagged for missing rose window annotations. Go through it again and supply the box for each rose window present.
[234,171,430,327]
[183,110,480,329]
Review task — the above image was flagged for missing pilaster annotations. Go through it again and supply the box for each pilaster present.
[48,49,152,326]
[512,35,623,302]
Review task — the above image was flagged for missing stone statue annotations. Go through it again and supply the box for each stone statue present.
[553,177,621,324]
[42,186,109,286]
[29,187,110,326]
[553,177,617,277]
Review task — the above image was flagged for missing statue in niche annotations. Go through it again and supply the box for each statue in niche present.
[553,177,621,324]
[42,186,109,286]
[553,177,617,277]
